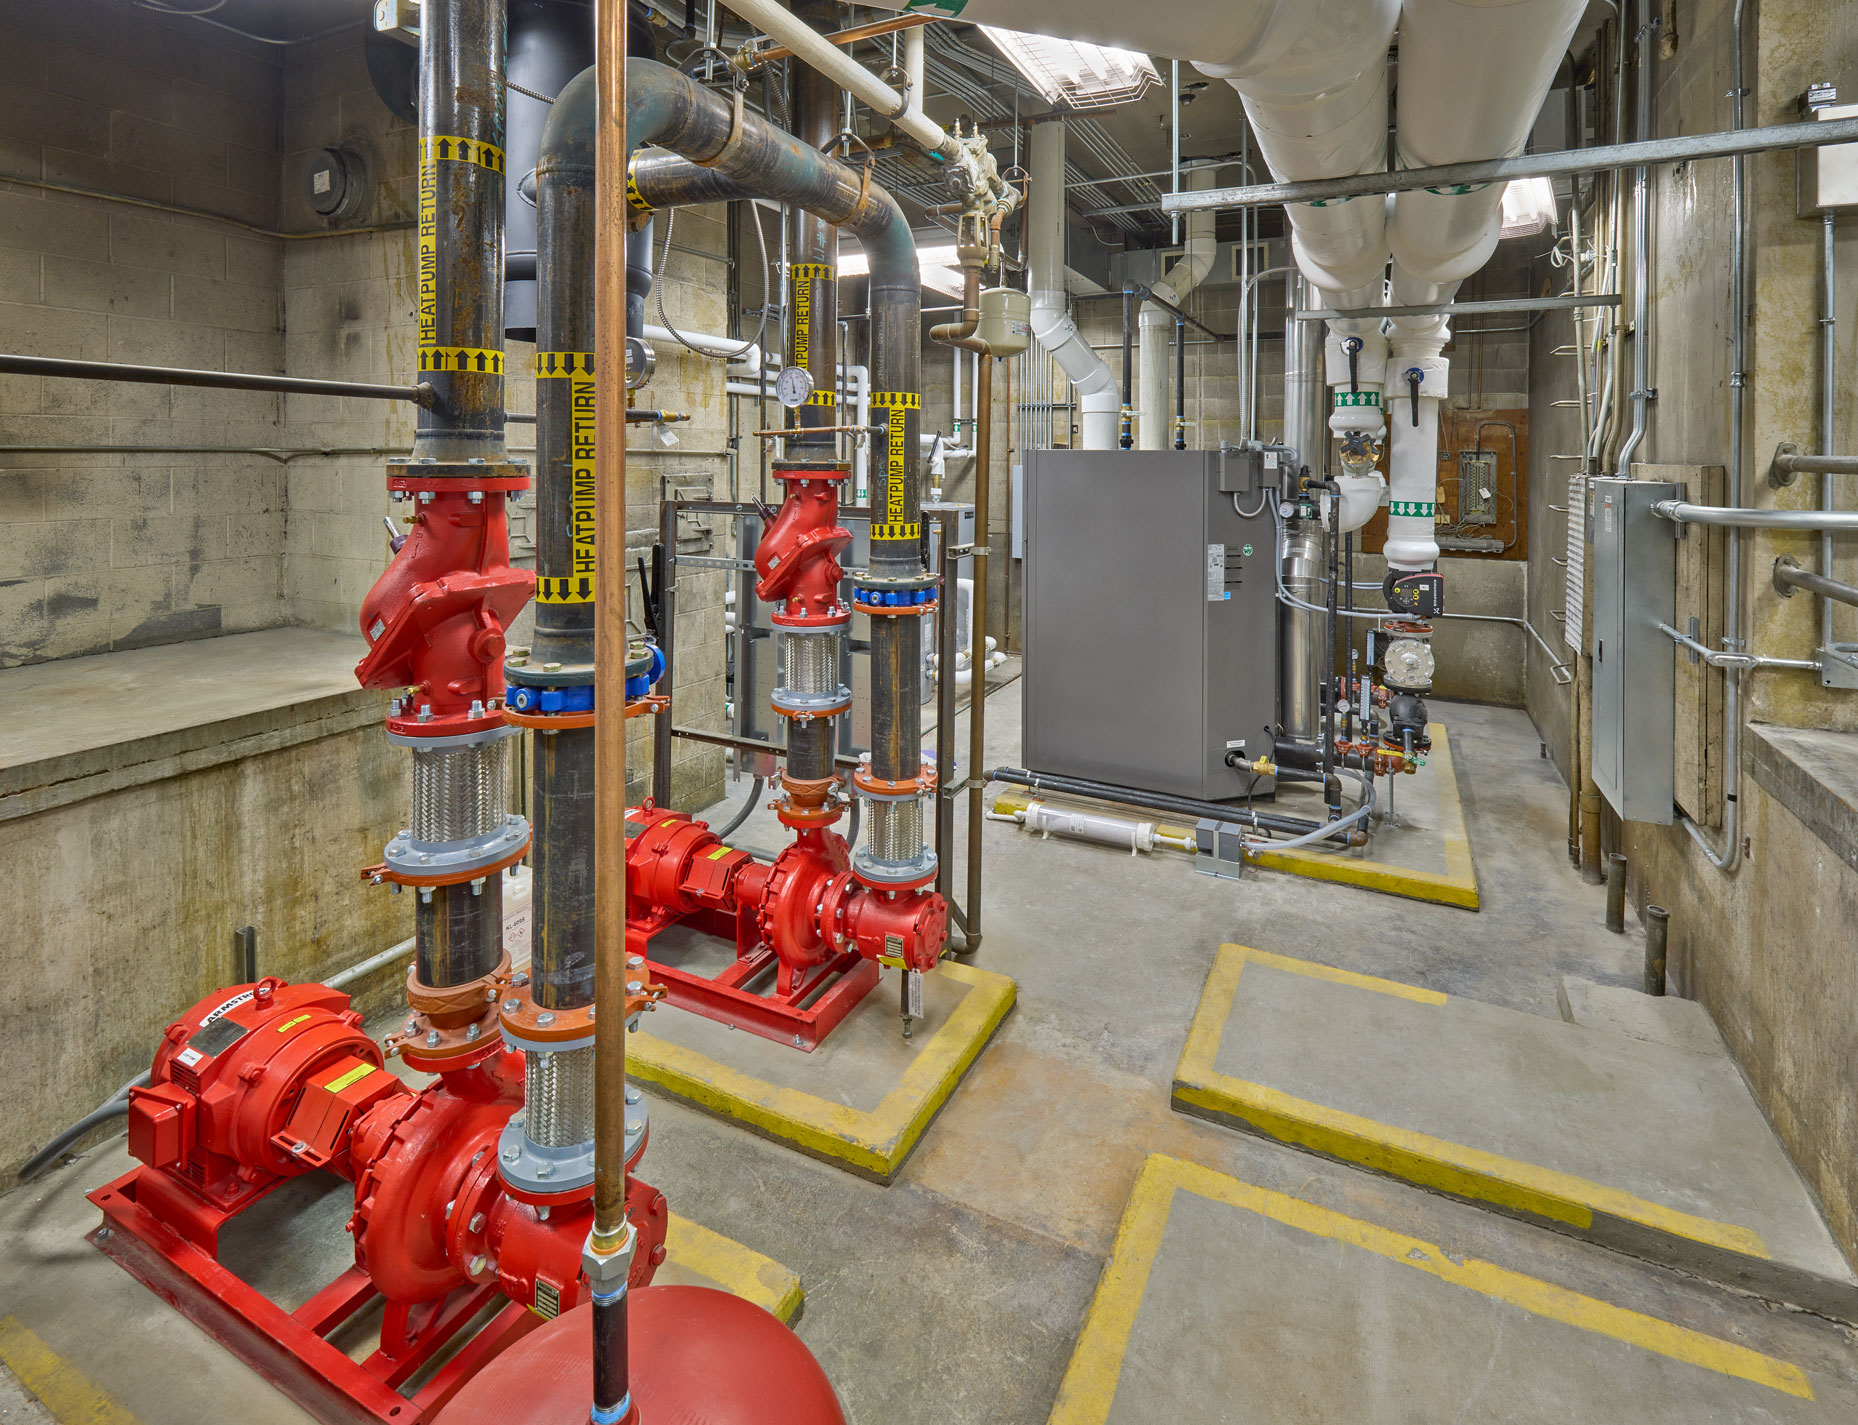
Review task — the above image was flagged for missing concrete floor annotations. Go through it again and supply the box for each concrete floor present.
[4,678,1854,1422]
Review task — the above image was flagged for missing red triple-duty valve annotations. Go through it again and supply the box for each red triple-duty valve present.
[753,464,852,631]
[355,462,535,737]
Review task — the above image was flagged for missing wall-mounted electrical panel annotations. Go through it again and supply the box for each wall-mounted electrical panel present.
[1798,98,1858,215]
[1589,477,1677,824]
[1022,450,1277,800]
[1456,450,1498,525]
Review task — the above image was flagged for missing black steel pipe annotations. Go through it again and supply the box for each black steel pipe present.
[414,875,505,986]
[1645,905,1669,996]
[988,766,1352,845]
[0,352,436,407]
[787,0,841,456]
[622,63,924,792]
[1605,852,1628,933]
[1119,286,1134,449]
[1274,737,1376,773]
[670,722,863,771]
[415,0,509,460]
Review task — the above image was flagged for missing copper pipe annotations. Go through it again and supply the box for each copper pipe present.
[745,13,935,68]
[592,0,633,1417]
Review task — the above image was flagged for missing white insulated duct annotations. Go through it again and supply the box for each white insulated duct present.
[1137,165,1216,450]
[1387,0,1588,319]
[1382,0,1585,572]
[1029,119,1119,451]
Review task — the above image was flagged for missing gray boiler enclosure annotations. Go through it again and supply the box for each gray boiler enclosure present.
[1022,450,1279,802]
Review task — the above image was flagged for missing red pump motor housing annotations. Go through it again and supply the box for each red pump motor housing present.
[93,979,668,1424]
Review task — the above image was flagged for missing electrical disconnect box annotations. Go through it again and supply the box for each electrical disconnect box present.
[1456,450,1498,525]
[1589,477,1677,824]
[1022,450,1278,801]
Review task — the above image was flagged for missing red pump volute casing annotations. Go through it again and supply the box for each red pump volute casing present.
[355,480,535,737]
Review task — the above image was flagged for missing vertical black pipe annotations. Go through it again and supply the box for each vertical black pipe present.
[788,0,840,456]
[1119,287,1134,448]
[504,0,597,341]
[1173,317,1186,448]
[412,0,510,990]
[416,0,509,460]
[528,67,598,1011]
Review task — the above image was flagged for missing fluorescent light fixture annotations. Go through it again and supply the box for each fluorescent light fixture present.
[1498,176,1558,238]
[978,26,1159,110]
[838,244,969,300]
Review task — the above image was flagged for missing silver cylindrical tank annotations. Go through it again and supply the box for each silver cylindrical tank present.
[1279,524,1328,742]
[1282,276,1327,475]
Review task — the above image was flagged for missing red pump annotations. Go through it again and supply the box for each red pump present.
[89,978,668,1425]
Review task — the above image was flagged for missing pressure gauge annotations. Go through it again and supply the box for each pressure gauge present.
[775,365,816,410]
[624,336,654,391]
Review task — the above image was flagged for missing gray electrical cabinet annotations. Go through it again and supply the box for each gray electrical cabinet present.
[1589,477,1677,824]
[1023,450,1277,801]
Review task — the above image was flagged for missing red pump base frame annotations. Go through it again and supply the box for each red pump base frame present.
[629,906,880,1052]
[86,1169,667,1425]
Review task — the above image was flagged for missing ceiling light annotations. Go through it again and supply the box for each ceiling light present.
[837,244,969,300]
[978,26,1159,110]
[1498,176,1558,239]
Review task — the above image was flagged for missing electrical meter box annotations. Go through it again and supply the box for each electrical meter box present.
[1589,476,1677,824]
[1022,450,1278,800]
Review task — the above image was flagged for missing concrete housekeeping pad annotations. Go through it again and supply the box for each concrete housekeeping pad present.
[1049,1154,1850,1425]
[1171,945,1858,1320]
[626,959,1016,1183]
[1250,722,1480,909]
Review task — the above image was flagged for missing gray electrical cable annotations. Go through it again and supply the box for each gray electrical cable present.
[655,203,770,360]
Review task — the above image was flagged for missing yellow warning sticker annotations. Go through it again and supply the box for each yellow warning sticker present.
[421,135,506,173]
[870,392,920,529]
[276,1014,312,1034]
[419,346,505,375]
[535,351,594,378]
[321,1062,379,1095]
[707,846,733,860]
[537,374,598,604]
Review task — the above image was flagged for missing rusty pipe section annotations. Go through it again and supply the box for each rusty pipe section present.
[622,61,933,887]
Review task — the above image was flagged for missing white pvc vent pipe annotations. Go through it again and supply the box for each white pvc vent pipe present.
[1138,165,1216,450]
[1029,119,1119,450]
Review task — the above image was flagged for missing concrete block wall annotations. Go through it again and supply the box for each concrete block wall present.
[0,0,287,667]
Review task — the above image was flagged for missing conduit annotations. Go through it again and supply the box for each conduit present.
[1029,119,1118,450]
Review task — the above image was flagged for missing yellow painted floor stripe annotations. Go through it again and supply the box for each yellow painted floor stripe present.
[1173,946,1769,1259]
[1049,1155,1812,1425]
[628,961,1016,1178]
[0,1318,141,1425]
[662,1214,804,1324]
[1251,723,1481,910]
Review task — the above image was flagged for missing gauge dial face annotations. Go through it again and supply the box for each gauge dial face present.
[775,365,816,409]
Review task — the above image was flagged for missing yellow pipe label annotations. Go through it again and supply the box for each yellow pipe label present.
[535,351,594,377]
[870,391,920,533]
[418,346,504,375]
[418,136,506,372]
[538,373,598,604]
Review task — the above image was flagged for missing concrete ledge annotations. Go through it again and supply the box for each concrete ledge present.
[1249,723,1480,910]
[1050,1154,1837,1424]
[658,1213,804,1324]
[628,960,1016,1183]
[0,629,380,821]
[1745,723,1858,876]
[1171,945,1858,1320]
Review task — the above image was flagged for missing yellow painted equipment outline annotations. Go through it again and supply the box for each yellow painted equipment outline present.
[1248,723,1480,909]
[1172,945,1771,1260]
[0,1316,143,1423]
[1047,1156,1812,1424]
[662,1215,804,1324]
[626,960,1015,1180]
